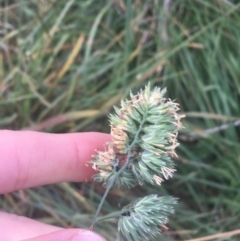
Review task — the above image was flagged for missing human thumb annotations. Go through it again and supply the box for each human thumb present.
[22,229,107,241]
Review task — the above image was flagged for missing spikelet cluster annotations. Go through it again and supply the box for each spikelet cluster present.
[93,144,137,188]
[118,194,177,241]
[92,83,184,187]
[91,83,184,240]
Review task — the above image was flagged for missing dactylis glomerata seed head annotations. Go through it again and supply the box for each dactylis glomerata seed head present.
[118,194,177,241]
[92,83,184,188]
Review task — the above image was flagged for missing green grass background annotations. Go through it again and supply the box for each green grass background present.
[1,0,240,240]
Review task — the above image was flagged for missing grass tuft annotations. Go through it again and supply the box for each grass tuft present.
[1,0,240,240]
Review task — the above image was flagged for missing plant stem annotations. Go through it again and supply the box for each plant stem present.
[91,110,148,229]
[96,209,132,223]
[91,156,130,229]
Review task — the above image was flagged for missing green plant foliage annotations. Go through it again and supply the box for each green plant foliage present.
[1,0,240,240]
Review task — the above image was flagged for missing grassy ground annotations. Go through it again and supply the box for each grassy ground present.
[1,0,240,240]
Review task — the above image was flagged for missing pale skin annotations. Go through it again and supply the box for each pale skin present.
[0,130,110,241]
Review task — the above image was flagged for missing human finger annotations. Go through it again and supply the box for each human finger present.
[22,229,106,241]
[0,211,106,241]
[0,211,61,241]
[0,131,111,193]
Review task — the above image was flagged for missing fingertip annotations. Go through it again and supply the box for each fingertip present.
[22,229,107,241]
[73,230,107,241]
[0,131,111,193]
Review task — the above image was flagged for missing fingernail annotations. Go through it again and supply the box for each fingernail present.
[72,230,104,241]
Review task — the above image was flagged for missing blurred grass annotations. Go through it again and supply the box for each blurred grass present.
[1,0,240,240]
